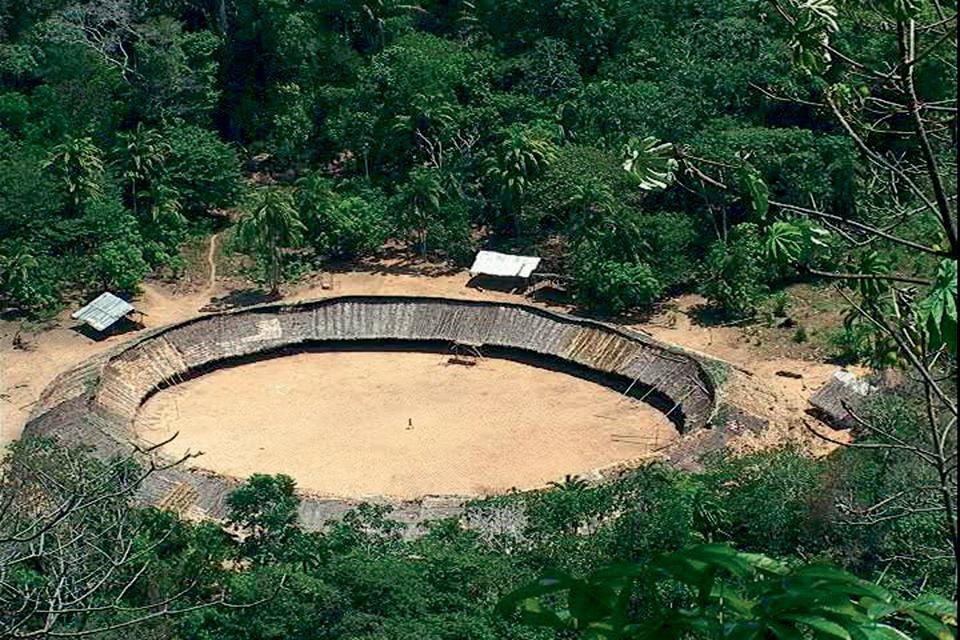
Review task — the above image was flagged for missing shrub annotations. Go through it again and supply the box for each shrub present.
[0,241,61,315]
[90,238,150,292]
[701,447,826,556]
[162,120,242,216]
[636,211,701,289]
[304,190,390,259]
[518,38,582,100]
[524,145,639,231]
[298,175,392,259]
[572,246,663,314]
[693,127,856,218]
[700,222,768,317]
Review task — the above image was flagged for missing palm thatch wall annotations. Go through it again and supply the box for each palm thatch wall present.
[24,296,721,531]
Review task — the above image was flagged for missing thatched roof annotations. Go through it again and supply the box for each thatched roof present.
[808,370,877,429]
[26,295,725,533]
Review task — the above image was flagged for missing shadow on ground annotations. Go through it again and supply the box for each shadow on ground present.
[201,288,279,312]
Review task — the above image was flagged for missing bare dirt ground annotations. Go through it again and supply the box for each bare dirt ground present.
[633,294,857,454]
[0,244,852,471]
[136,350,676,498]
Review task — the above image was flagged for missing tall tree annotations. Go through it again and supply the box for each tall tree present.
[116,123,177,222]
[43,137,105,213]
[397,166,445,256]
[484,123,557,235]
[236,187,305,295]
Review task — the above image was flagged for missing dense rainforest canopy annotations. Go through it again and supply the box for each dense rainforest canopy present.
[0,0,957,638]
[0,0,875,315]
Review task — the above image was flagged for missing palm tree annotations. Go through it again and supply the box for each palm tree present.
[116,123,174,222]
[399,167,445,256]
[484,124,556,235]
[43,136,105,213]
[236,188,305,296]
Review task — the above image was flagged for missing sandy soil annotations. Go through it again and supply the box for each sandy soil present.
[634,295,856,454]
[136,351,676,498]
[0,255,514,446]
[1,245,851,462]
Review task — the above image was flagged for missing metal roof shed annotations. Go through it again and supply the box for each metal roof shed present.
[71,292,135,332]
[469,251,542,279]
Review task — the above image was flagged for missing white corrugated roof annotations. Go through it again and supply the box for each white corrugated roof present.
[71,292,134,332]
[469,251,541,278]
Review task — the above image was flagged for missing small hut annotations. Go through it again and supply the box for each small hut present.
[808,369,877,429]
[468,251,541,292]
[72,292,137,334]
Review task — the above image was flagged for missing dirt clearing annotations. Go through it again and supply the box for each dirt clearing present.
[135,350,677,499]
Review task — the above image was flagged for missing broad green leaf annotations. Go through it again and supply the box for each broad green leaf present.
[781,614,853,639]
[906,609,956,640]
[764,221,803,264]
[496,572,574,617]
[799,0,839,31]
[622,136,678,191]
[737,163,769,219]
[911,594,958,620]
[568,582,615,624]
[767,620,808,640]
[515,597,569,628]
[915,259,958,354]
[866,624,915,640]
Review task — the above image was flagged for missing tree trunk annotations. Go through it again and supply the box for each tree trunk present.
[269,236,280,296]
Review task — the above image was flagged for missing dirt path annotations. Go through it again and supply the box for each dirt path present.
[205,233,219,293]
[635,295,856,454]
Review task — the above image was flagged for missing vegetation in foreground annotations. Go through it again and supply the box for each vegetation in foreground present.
[0,406,956,639]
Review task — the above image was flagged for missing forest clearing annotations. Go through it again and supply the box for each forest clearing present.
[0,0,955,638]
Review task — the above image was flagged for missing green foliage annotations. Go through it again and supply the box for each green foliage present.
[525,145,638,230]
[43,136,105,212]
[162,121,243,216]
[484,122,558,233]
[0,0,870,316]
[0,241,60,313]
[115,123,180,224]
[701,448,825,556]
[764,220,804,265]
[785,0,839,73]
[737,162,769,220]
[695,128,856,218]
[518,38,582,100]
[227,474,302,563]
[636,211,700,289]
[394,166,447,255]
[498,544,956,640]
[572,248,663,314]
[826,321,882,366]
[915,260,957,354]
[829,392,957,594]
[700,223,769,317]
[297,175,391,258]
[235,187,306,294]
[132,20,222,123]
